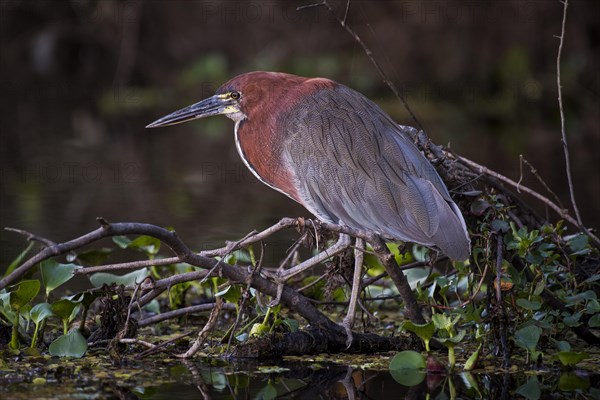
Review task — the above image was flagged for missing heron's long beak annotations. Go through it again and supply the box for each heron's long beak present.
[146,95,232,128]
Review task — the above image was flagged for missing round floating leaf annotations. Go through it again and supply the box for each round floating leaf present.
[48,330,88,358]
[389,350,426,372]
[9,280,40,311]
[390,350,426,386]
[40,260,78,297]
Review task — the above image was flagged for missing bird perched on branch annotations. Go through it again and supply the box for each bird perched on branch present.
[147,71,470,261]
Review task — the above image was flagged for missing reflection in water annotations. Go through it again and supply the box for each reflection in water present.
[95,359,598,400]
[1,355,597,399]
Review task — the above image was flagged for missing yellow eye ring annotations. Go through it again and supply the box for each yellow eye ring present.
[230,91,240,100]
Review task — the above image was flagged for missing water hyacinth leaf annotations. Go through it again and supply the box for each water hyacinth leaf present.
[10,280,40,310]
[515,377,541,400]
[431,313,452,331]
[4,242,34,277]
[401,321,435,345]
[552,340,571,352]
[128,235,161,256]
[48,330,88,358]
[589,313,600,328]
[51,299,79,320]
[516,298,542,311]
[67,291,101,307]
[437,329,467,346]
[89,268,148,287]
[389,351,426,386]
[282,319,299,332]
[69,248,112,266]
[40,260,78,297]
[30,302,53,324]
[515,325,541,353]
[216,285,242,303]
[254,382,277,400]
[491,219,509,233]
[556,352,588,366]
[112,236,132,249]
[558,373,590,391]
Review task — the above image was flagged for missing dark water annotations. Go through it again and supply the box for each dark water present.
[1,358,598,399]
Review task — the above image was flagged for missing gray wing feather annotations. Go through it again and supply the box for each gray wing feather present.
[281,85,470,260]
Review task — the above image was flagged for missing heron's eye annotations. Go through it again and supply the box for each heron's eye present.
[230,91,240,100]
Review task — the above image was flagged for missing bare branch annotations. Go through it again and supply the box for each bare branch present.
[555,0,591,244]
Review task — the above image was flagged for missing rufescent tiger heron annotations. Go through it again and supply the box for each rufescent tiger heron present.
[147,71,470,342]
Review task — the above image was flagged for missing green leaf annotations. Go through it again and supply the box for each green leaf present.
[567,234,588,254]
[515,377,541,400]
[254,381,278,400]
[562,312,582,327]
[431,313,452,331]
[552,339,571,352]
[389,350,426,370]
[401,321,435,343]
[282,319,299,333]
[216,285,242,303]
[30,302,53,324]
[51,299,79,320]
[48,330,88,358]
[4,242,34,277]
[491,219,509,233]
[128,235,161,256]
[516,298,542,311]
[9,280,40,311]
[556,351,588,366]
[89,268,148,287]
[112,236,132,249]
[564,290,596,305]
[40,260,78,297]
[464,344,482,371]
[589,313,600,328]
[437,329,467,347]
[389,351,426,386]
[70,248,112,266]
[250,323,269,337]
[67,291,101,307]
[515,325,541,353]
[558,373,590,391]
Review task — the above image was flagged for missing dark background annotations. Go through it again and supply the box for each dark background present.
[1,0,598,270]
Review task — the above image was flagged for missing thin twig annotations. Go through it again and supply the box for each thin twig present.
[298,0,424,131]
[5,227,56,247]
[520,155,564,209]
[138,302,236,327]
[457,155,600,247]
[176,297,223,358]
[556,0,584,228]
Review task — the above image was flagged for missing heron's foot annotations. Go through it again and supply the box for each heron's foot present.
[267,277,285,307]
[341,317,354,349]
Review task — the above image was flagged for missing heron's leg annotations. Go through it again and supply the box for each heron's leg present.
[265,233,352,307]
[341,237,365,348]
